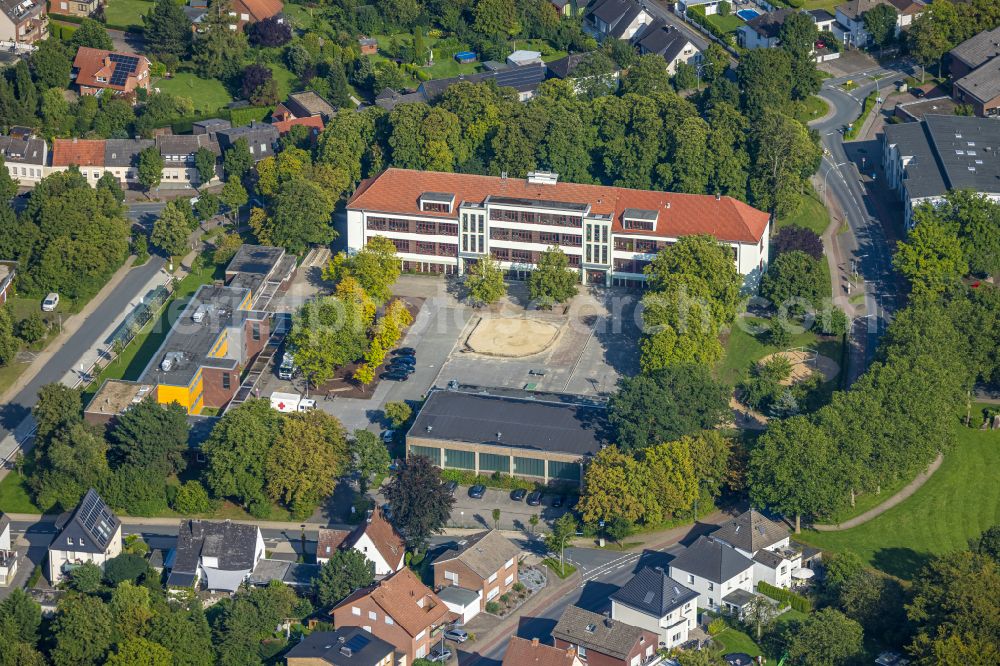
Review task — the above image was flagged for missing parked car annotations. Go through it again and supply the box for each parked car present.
[510,488,527,502]
[393,347,416,356]
[444,480,458,495]
[277,352,296,380]
[41,293,59,312]
[390,355,416,366]
[388,363,415,374]
[526,491,543,506]
[381,371,410,381]
[444,629,469,643]
[552,495,565,508]
[428,648,452,663]
[469,484,486,499]
[381,430,395,444]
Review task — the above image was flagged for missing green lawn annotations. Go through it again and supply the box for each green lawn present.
[707,13,744,34]
[103,0,154,28]
[0,456,43,513]
[154,73,233,113]
[267,63,298,101]
[800,423,1000,580]
[792,96,830,124]
[803,0,842,10]
[713,628,763,657]
[776,191,831,235]
[717,317,840,387]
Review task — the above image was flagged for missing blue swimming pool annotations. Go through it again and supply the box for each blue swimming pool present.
[736,8,761,20]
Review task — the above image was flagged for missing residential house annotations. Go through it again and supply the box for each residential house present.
[609,566,698,650]
[0,0,47,48]
[273,90,337,122]
[72,47,152,97]
[674,0,724,17]
[104,138,154,187]
[359,37,378,55]
[52,0,100,18]
[330,567,453,663]
[49,138,107,186]
[834,0,923,49]
[436,586,481,626]
[346,168,771,288]
[584,0,653,41]
[285,627,396,666]
[667,536,755,614]
[192,118,232,135]
[47,489,122,583]
[882,114,1000,226]
[228,0,282,30]
[418,64,548,103]
[632,19,701,74]
[950,28,1000,117]
[0,132,47,185]
[554,605,661,666]
[0,512,17,586]
[166,519,266,592]
[807,8,837,33]
[156,133,222,186]
[546,52,621,94]
[316,506,406,576]
[0,262,14,304]
[737,8,795,50]
[216,121,280,162]
[710,509,801,589]
[432,530,521,611]
[501,637,583,666]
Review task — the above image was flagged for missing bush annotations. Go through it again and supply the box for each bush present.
[103,553,150,586]
[485,601,501,614]
[757,581,813,613]
[133,234,149,265]
[708,617,728,635]
[172,480,211,514]
[439,469,536,491]
[513,582,526,592]
[16,313,47,344]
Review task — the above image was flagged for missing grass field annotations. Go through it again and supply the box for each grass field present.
[800,422,1000,579]
[268,63,298,101]
[717,317,841,387]
[793,95,830,124]
[154,73,233,113]
[777,191,831,236]
[707,13,744,34]
[104,0,154,28]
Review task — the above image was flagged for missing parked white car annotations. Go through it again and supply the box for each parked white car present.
[41,293,59,312]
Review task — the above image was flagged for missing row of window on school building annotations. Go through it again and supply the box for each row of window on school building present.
[408,445,582,482]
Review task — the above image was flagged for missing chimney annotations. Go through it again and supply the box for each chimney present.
[715,192,721,200]
[532,638,540,647]
[665,202,670,209]
[604,617,613,629]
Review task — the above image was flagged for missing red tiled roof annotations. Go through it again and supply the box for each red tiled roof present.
[72,47,150,92]
[51,139,106,167]
[332,568,451,637]
[346,505,404,570]
[234,0,283,21]
[347,168,770,244]
[271,115,324,136]
[317,528,350,559]
[502,638,580,666]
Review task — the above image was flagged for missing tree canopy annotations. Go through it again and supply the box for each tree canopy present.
[383,454,454,549]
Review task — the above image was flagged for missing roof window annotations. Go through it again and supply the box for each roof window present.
[420,192,455,213]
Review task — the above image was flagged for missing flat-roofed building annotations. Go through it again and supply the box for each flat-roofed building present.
[346,168,771,289]
[405,385,609,485]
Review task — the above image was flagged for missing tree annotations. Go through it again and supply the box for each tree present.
[241,63,273,102]
[31,423,110,512]
[749,416,847,532]
[0,157,16,205]
[50,593,114,666]
[150,203,190,256]
[384,401,412,428]
[749,109,822,217]
[622,54,672,96]
[645,234,743,325]
[97,171,125,204]
[136,146,164,192]
[268,177,335,254]
[544,513,577,575]
[106,638,173,666]
[203,399,284,515]
[267,409,348,518]
[219,179,248,224]
[143,0,191,60]
[194,147,216,187]
[910,189,1000,279]
[642,439,699,519]
[605,516,633,545]
[0,588,41,645]
[30,39,72,90]
[760,250,826,310]
[103,553,151,585]
[108,398,188,475]
[473,0,520,37]
[578,446,659,525]
[172,480,211,514]
[894,217,968,297]
[528,246,578,306]
[383,454,454,549]
[67,562,102,593]
[608,365,729,452]
[742,594,777,640]
[110,580,154,641]
[195,194,221,222]
[313,549,376,606]
[786,608,864,666]
[465,255,506,305]
[193,0,247,79]
[223,138,253,182]
[147,604,214,666]
[772,225,824,260]
[323,236,400,304]
[287,282,374,387]
[864,4,898,53]
[247,15,291,47]
[674,62,699,91]
[971,525,1000,563]
[908,1,958,78]
[0,306,16,367]
[33,384,82,441]
[71,19,114,50]
[16,312,46,345]
[738,48,793,118]
[529,513,539,535]
[350,429,391,494]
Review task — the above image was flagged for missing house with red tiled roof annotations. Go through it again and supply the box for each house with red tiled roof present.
[49,138,109,186]
[72,47,151,97]
[317,506,405,576]
[229,0,282,29]
[502,637,584,666]
[270,115,324,140]
[330,568,453,663]
[346,168,771,289]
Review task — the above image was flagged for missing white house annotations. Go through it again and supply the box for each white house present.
[0,512,18,586]
[710,509,801,590]
[0,133,46,185]
[632,19,701,75]
[585,0,654,42]
[166,520,265,592]
[47,489,122,584]
[437,585,482,625]
[610,566,699,649]
[834,0,924,49]
[675,0,724,17]
[737,8,795,50]
[668,536,755,613]
[316,506,405,576]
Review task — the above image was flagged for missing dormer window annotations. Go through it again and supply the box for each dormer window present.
[622,208,658,232]
[420,192,455,213]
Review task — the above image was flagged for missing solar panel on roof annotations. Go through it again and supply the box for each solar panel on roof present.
[344,633,371,652]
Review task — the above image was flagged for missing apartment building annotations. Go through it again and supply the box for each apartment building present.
[431,530,521,611]
[346,169,771,289]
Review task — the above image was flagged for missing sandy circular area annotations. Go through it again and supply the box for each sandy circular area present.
[466,317,561,357]
[760,349,840,385]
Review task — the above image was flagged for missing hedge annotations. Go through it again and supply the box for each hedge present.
[686,7,736,46]
[845,91,878,141]
[439,469,536,491]
[50,23,78,41]
[757,581,813,613]
[229,106,271,127]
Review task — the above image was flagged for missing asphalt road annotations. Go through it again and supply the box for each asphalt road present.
[0,256,167,447]
[814,63,912,370]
